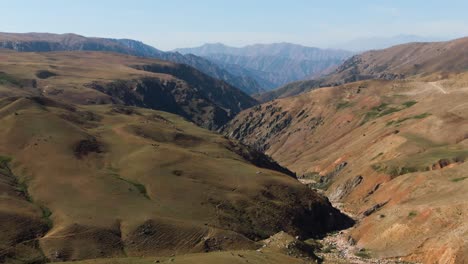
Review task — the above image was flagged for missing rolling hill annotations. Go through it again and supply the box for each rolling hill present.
[0,97,352,263]
[257,37,468,102]
[0,32,263,95]
[176,43,353,90]
[0,49,257,129]
[222,72,468,263]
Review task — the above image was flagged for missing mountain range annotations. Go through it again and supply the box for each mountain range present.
[0,31,467,264]
[222,37,468,263]
[176,43,353,90]
[257,36,468,102]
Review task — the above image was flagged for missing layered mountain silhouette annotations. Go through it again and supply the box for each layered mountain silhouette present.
[176,43,353,90]
[257,37,468,102]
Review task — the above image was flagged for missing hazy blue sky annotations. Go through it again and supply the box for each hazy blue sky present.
[2,0,468,50]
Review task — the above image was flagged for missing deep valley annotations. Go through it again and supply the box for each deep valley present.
[0,27,466,264]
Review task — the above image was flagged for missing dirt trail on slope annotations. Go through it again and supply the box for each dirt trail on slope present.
[428,82,448,94]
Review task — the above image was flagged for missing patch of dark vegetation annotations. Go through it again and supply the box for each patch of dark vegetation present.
[0,72,22,86]
[0,155,13,180]
[119,178,149,199]
[387,166,418,178]
[225,140,296,178]
[371,163,419,178]
[408,211,418,218]
[59,110,102,128]
[172,170,183,176]
[413,113,432,119]
[0,155,12,164]
[386,112,431,126]
[354,248,372,259]
[371,164,384,173]
[451,176,468,182]
[372,153,466,177]
[108,168,150,199]
[336,101,354,110]
[29,96,76,112]
[74,137,103,158]
[402,100,417,108]
[361,103,402,125]
[110,105,141,115]
[15,180,33,202]
[0,156,31,202]
[40,206,53,229]
[35,70,58,79]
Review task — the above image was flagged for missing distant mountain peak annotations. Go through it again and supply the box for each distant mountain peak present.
[175,42,353,90]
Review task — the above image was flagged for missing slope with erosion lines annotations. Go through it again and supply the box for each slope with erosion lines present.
[0,97,352,262]
[222,74,468,263]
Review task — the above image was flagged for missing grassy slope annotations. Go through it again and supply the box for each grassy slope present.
[0,50,257,129]
[54,250,306,264]
[0,97,350,263]
[223,73,468,263]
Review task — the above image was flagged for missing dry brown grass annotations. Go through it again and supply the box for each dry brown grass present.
[0,97,349,262]
[224,73,468,263]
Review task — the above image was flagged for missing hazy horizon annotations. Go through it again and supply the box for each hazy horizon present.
[2,0,468,51]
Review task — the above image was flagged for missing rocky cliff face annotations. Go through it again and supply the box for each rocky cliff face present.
[87,74,256,130]
[222,76,468,263]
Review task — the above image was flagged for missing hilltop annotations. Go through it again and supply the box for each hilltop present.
[0,49,257,129]
[0,32,262,94]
